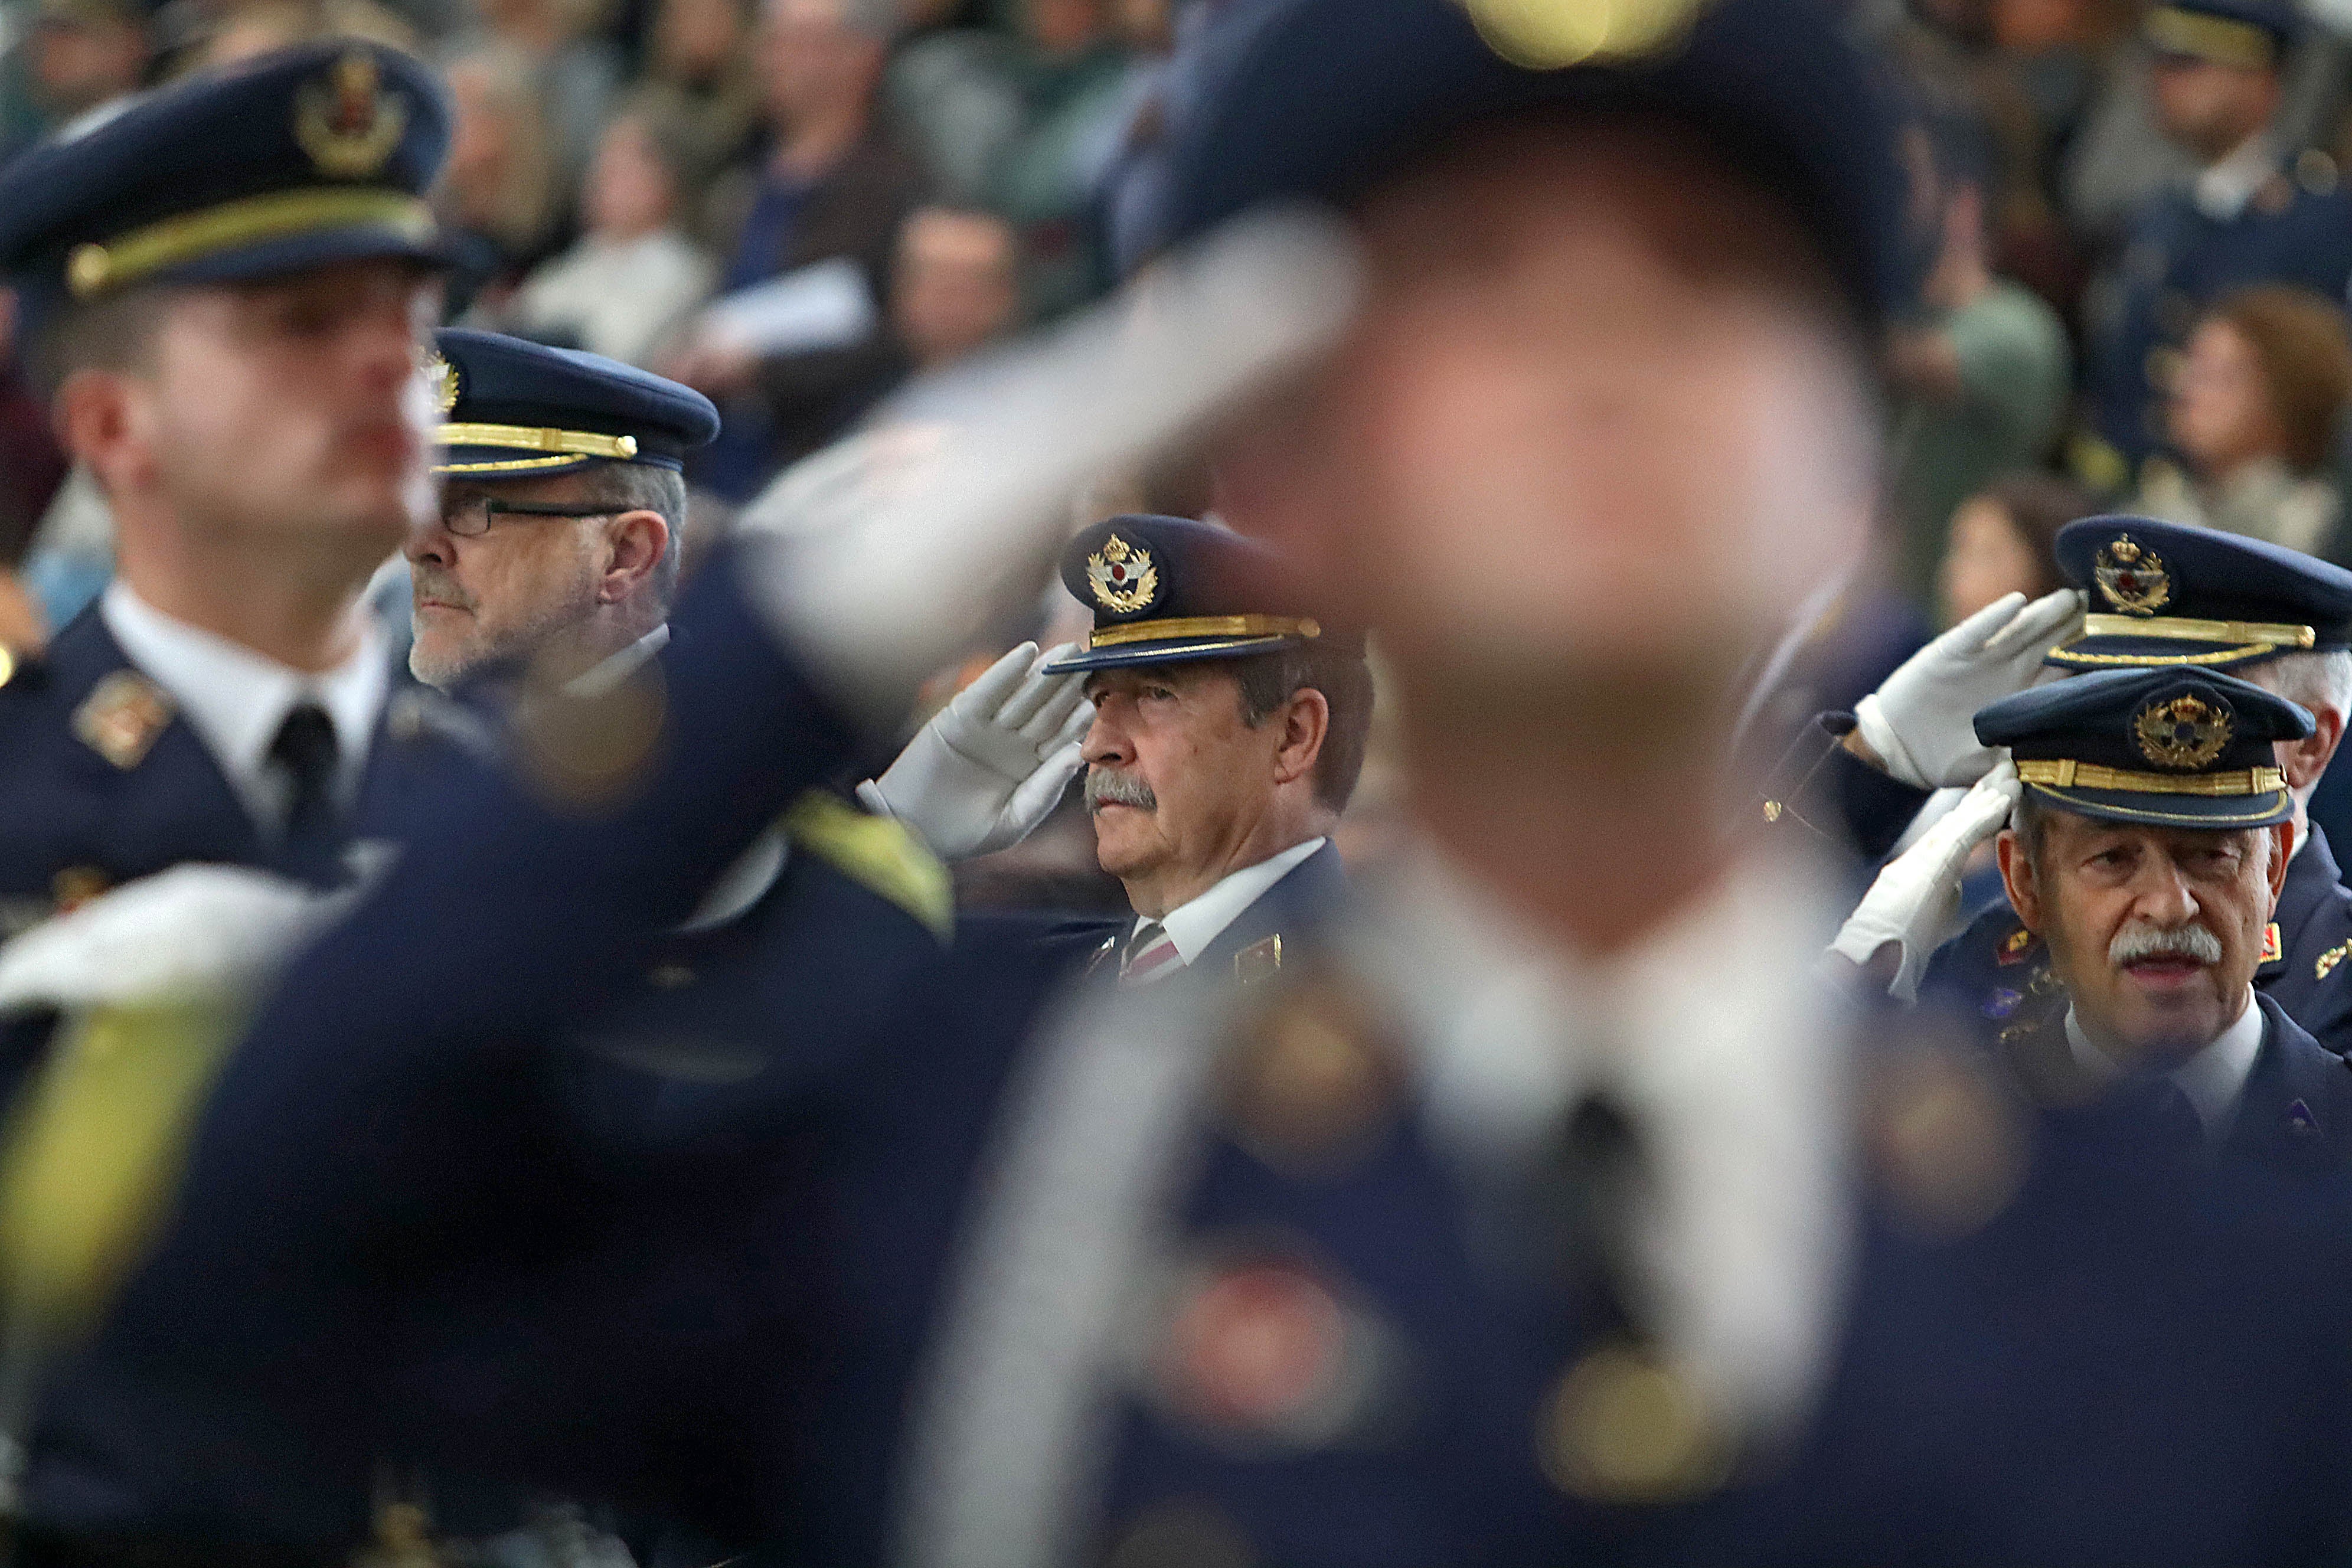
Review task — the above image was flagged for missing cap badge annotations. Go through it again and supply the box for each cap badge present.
[1460,0,1709,68]
[2133,692,2232,770]
[423,352,459,417]
[2093,536,2173,617]
[294,51,406,179]
[1086,532,1161,616]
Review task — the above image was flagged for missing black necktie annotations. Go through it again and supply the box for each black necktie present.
[268,701,342,878]
[2118,1076,2206,1155]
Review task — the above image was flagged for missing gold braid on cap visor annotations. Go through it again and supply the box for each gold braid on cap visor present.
[433,423,641,472]
[1086,614,1321,648]
[2144,5,2278,68]
[2015,759,2288,796]
[2049,613,2318,665]
[66,188,434,299]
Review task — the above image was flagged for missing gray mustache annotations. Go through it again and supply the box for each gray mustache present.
[2109,922,2224,968]
[1085,768,1157,814]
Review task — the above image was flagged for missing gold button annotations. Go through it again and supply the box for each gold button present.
[1537,1341,1727,1504]
[67,243,111,298]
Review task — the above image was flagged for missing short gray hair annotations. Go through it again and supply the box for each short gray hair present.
[2252,649,2352,722]
[579,460,688,612]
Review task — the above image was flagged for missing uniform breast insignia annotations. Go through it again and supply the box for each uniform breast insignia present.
[1218,972,1405,1176]
[1138,1246,1400,1452]
[2260,922,2283,966]
[1234,933,1283,985]
[294,51,405,178]
[2093,536,2172,616]
[1996,925,2038,965]
[2287,1097,2322,1138]
[71,670,172,769]
[1084,532,1159,616]
[2318,942,2350,982]
[1984,987,2024,1021]
[2133,692,2231,770]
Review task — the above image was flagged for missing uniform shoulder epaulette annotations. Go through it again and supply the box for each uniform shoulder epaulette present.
[783,790,953,943]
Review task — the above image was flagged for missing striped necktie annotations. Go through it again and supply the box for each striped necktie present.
[1119,919,1182,988]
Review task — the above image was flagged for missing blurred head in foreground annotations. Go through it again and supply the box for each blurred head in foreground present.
[1164,0,1905,949]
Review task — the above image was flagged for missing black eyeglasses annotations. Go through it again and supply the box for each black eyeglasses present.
[438,496,627,538]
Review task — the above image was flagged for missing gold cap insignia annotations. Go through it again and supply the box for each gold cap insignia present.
[1086,533,1161,616]
[2133,692,2232,770]
[294,51,406,179]
[423,352,459,417]
[2093,536,2172,617]
[1459,0,1709,68]
[71,669,173,770]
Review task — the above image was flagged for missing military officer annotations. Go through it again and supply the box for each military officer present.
[407,329,719,695]
[0,42,455,919]
[1981,668,2352,1165]
[2077,0,2352,485]
[864,513,1368,990]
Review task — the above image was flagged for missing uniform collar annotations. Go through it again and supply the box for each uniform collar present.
[1142,835,1327,965]
[2064,989,2265,1141]
[2193,132,2278,220]
[100,580,387,826]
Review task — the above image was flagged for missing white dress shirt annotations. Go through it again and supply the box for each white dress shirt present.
[2065,990,2266,1143]
[100,582,388,829]
[2193,133,2278,221]
[1141,836,1327,965]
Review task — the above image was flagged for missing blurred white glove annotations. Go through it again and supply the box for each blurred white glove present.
[857,641,1093,860]
[1828,759,2021,1004]
[737,208,1363,721]
[1853,589,2083,789]
[0,865,349,1014]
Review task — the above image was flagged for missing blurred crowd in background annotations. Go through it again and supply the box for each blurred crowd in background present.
[6,0,2352,816]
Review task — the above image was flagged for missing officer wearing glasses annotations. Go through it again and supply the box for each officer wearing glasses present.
[407,328,720,693]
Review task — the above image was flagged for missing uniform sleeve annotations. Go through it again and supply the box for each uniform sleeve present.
[1756,712,1933,863]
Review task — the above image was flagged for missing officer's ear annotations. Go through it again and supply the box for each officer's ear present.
[2266,822,2294,909]
[1997,827,2043,933]
[2275,709,2343,792]
[53,367,155,495]
[1270,684,1329,788]
[597,509,669,603]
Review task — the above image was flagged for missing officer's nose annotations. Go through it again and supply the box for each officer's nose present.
[404,514,455,567]
[2127,854,2201,933]
[1081,703,1131,769]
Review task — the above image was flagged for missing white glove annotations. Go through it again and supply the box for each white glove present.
[1828,759,2020,1004]
[857,641,1093,859]
[736,208,1363,721]
[0,865,350,1014]
[1853,589,2083,789]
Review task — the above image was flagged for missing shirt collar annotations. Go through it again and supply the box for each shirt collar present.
[2064,990,2265,1141]
[564,622,672,697]
[1143,836,1327,965]
[100,580,388,822]
[2193,133,2278,220]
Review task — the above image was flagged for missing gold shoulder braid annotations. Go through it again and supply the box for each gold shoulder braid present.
[785,792,953,942]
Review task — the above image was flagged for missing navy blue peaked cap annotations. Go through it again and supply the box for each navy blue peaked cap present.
[2047,515,2352,671]
[0,41,450,338]
[1978,668,2312,829]
[1157,0,1909,325]
[1043,514,1350,673]
[430,329,720,478]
